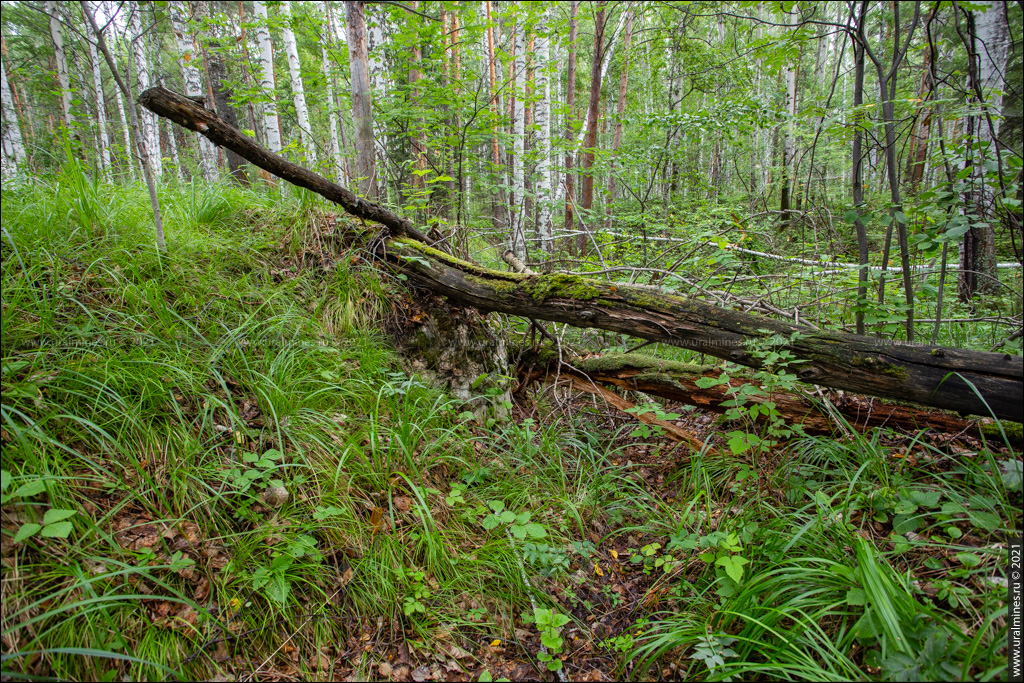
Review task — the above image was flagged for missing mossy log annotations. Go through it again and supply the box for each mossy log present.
[388,239,1021,422]
[140,86,1023,422]
[519,352,1021,444]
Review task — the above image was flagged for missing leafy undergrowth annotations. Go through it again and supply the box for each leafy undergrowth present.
[1,179,1020,682]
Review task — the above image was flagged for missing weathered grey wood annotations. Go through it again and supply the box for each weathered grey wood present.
[138,86,429,243]
[389,238,1022,421]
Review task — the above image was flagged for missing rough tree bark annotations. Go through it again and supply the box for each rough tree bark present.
[139,86,1024,422]
[578,1,607,253]
[1,56,26,175]
[346,1,377,199]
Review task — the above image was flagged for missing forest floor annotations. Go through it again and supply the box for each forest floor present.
[1,180,1021,682]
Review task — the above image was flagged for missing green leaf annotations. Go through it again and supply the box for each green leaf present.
[1,470,11,492]
[499,510,516,524]
[14,523,42,543]
[42,509,77,525]
[846,587,867,606]
[956,552,982,568]
[524,523,546,538]
[715,554,749,582]
[14,480,46,498]
[40,522,74,538]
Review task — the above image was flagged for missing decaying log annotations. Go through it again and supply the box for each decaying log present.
[560,373,708,451]
[137,87,432,245]
[521,352,1021,445]
[139,86,1024,423]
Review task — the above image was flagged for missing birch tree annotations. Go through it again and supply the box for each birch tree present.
[320,1,345,180]
[46,1,74,132]
[83,4,111,176]
[562,1,579,238]
[961,0,1011,298]
[253,0,283,155]
[606,6,633,226]
[129,1,161,178]
[508,21,527,261]
[346,0,377,199]
[280,1,315,162]
[534,9,554,256]
[169,0,217,181]
[1,56,25,175]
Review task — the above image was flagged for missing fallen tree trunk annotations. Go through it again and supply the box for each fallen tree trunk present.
[139,86,1024,422]
[520,352,1020,445]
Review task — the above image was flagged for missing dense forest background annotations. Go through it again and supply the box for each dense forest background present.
[1,1,1022,681]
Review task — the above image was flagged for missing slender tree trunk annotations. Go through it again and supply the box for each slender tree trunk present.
[346,1,377,199]
[509,22,527,261]
[281,1,315,163]
[864,1,919,340]
[408,0,426,192]
[129,2,161,178]
[319,2,345,181]
[366,4,389,198]
[1,56,25,175]
[112,72,137,178]
[563,0,579,247]
[851,2,870,337]
[46,1,74,132]
[535,9,554,258]
[150,22,184,181]
[578,1,607,254]
[170,0,217,182]
[780,59,797,226]
[81,1,165,251]
[253,0,283,156]
[83,4,111,177]
[606,7,634,227]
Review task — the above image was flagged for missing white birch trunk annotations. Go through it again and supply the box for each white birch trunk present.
[113,73,137,178]
[253,0,283,154]
[150,27,183,180]
[366,5,390,196]
[509,25,527,260]
[320,2,345,180]
[130,2,161,178]
[84,9,112,176]
[47,1,74,131]
[534,11,553,254]
[170,0,217,181]
[1,56,25,175]
[281,1,315,162]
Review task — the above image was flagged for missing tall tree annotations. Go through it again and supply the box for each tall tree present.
[280,1,315,162]
[534,9,554,256]
[1,56,25,175]
[850,1,870,336]
[81,0,165,250]
[606,6,634,225]
[346,0,377,199]
[563,0,579,242]
[960,0,1011,299]
[129,1,161,178]
[320,1,345,181]
[509,20,527,261]
[169,0,217,181]
[253,0,283,155]
[46,1,74,132]
[578,0,607,253]
[83,3,111,177]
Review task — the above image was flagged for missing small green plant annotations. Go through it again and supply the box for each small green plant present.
[1,471,77,542]
[251,534,319,605]
[533,607,571,672]
[629,542,681,575]
[400,567,432,617]
[689,632,738,678]
[624,405,682,439]
[522,542,570,575]
[479,500,547,539]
